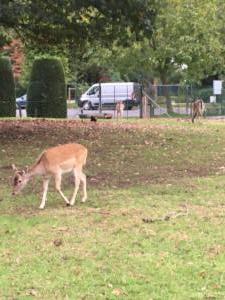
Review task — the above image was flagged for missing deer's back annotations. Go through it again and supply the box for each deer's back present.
[41,143,87,172]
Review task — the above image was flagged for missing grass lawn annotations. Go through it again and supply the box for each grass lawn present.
[1,118,225,299]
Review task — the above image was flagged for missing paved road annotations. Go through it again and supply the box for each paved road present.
[68,108,143,119]
[17,108,142,118]
[16,107,191,119]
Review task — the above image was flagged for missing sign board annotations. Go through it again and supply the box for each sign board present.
[213,80,222,95]
[210,96,216,103]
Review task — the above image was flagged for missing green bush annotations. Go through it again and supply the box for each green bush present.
[192,87,212,102]
[0,57,16,117]
[205,103,221,116]
[27,58,67,118]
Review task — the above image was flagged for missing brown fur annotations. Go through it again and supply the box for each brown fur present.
[115,101,125,119]
[12,143,88,209]
[191,99,206,123]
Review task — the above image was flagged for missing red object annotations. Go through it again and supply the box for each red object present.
[2,39,24,79]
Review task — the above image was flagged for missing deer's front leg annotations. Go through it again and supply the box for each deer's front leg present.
[39,178,50,209]
[54,173,70,206]
[70,169,81,206]
[80,171,87,203]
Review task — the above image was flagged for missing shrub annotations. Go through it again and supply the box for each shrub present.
[0,57,16,117]
[192,87,212,102]
[206,103,221,116]
[27,58,67,118]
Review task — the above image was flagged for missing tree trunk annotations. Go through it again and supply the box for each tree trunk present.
[161,76,173,114]
[148,80,155,117]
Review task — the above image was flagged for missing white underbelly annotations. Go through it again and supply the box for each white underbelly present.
[61,167,73,174]
[59,158,76,173]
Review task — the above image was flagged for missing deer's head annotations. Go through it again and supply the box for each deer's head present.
[12,164,30,195]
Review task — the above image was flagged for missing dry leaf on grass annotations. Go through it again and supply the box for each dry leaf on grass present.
[53,239,63,247]
[112,288,123,296]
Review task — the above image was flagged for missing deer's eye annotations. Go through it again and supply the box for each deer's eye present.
[18,180,22,183]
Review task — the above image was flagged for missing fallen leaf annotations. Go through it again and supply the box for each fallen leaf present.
[112,288,123,296]
[53,239,63,247]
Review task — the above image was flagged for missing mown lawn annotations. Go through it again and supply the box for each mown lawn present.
[0,118,225,299]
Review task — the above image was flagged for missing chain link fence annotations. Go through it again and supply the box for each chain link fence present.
[14,83,225,119]
[143,84,225,118]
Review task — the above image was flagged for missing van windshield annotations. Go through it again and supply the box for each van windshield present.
[87,86,99,95]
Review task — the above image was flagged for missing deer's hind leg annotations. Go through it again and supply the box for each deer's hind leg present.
[70,168,87,205]
[79,170,87,203]
[192,112,197,123]
[54,172,70,206]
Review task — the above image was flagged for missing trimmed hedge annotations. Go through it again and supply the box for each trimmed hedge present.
[192,87,212,102]
[0,57,16,117]
[27,58,67,118]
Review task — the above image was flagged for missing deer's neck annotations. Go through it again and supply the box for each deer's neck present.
[28,161,45,177]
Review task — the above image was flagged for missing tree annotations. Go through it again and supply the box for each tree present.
[107,0,224,113]
[0,0,157,49]
[0,57,16,117]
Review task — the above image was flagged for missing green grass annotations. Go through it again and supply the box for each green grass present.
[1,118,225,299]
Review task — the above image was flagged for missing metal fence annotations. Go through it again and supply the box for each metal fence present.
[142,84,225,118]
[14,84,225,119]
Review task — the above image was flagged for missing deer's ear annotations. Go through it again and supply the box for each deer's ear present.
[12,164,18,171]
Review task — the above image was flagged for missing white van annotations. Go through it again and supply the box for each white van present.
[78,82,141,110]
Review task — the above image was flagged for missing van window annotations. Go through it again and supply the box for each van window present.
[87,86,99,96]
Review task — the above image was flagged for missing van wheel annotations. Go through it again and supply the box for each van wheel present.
[82,101,92,110]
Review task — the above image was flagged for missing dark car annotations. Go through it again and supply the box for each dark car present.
[16,94,27,109]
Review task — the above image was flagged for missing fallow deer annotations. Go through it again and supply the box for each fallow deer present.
[115,101,125,119]
[191,98,206,123]
[12,143,88,209]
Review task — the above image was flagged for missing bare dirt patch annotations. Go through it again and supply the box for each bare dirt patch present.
[0,119,224,189]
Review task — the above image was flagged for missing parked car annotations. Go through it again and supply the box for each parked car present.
[16,94,27,109]
[78,82,141,110]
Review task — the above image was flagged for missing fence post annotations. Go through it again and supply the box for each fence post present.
[126,85,128,119]
[148,83,155,117]
[18,104,22,118]
[99,82,102,113]
[140,84,143,118]
[113,85,116,119]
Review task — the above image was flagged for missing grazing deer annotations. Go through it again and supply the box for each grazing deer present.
[115,101,125,119]
[191,98,206,123]
[12,143,88,209]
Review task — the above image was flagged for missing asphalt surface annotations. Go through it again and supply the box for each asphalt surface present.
[16,108,143,119]
[17,107,184,119]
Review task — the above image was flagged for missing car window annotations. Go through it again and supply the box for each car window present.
[88,86,99,95]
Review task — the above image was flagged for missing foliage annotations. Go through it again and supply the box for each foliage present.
[17,49,72,97]
[27,58,67,118]
[0,27,13,49]
[94,0,224,113]
[0,0,156,49]
[192,87,213,102]
[3,0,225,102]
[0,57,16,117]
[205,103,222,116]
[89,0,225,86]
